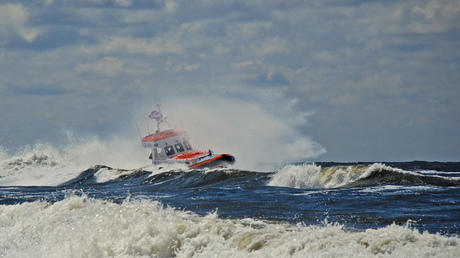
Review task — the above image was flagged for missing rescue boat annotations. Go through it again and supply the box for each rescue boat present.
[141,104,235,169]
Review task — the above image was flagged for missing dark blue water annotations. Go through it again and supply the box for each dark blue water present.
[3,162,460,233]
[1,161,460,257]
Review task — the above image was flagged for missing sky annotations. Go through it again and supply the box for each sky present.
[0,0,459,169]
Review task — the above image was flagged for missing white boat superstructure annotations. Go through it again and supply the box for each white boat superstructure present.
[141,103,235,169]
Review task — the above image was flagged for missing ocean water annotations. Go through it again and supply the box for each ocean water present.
[1,142,460,257]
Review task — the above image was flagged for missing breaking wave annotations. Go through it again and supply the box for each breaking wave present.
[1,195,459,257]
[56,165,266,191]
[0,132,150,186]
[1,144,63,175]
[268,163,460,189]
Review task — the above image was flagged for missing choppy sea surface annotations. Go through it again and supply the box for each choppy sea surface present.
[1,144,460,257]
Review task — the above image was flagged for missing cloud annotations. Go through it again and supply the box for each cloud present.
[250,38,291,57]
[212,44,230,56]
[0,4,40,43]
[183,63,200,71]
[411,1,460,33]
[112,0,133,7]
[0,0,458,163]
[312,51,334,63]
[245,70,291,87]
[7,84,69,96]
[98,36,183,55]
[165,0,177,11]
[237,21,273,39]
[76,56,124,77]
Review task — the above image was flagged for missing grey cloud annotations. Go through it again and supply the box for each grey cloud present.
[245,71,291,87]
[0,0,458,162]
[7,84,69,96]
[6,27,89,50]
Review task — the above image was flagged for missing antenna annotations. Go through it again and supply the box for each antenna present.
[171,107,177,128]
[154,98,161,111]
[151,98,172,132]
[145,115,151,135]
[135,123,142,140]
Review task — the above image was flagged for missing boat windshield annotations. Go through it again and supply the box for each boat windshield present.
[174,143,185,153]
[183,141,192,150]
[154,147,165,159]
[164,146,175,156]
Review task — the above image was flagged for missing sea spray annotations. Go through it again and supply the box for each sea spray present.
[0,131,150,186]
[163,96,326,171]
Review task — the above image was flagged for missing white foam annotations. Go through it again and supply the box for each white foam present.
[93,164,189,184]
[0,143,81,186]
[0,131,151,186]
[360,185,435,194]
[419,169,460,176]
[94,167,131,183]
[268,163,324,188]
[1,196,459,257]
[268,163,408,189]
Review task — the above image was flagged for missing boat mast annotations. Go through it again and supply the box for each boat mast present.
[155,103,161,133]
[151,99,171,133]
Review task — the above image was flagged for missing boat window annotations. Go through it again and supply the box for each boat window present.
[164,146,175,156]
[154,147,165,159]
[183,141,192,150]
[174,143,185,153]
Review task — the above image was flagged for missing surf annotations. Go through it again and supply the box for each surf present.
[1,195,459,257]
[268,163,460,189]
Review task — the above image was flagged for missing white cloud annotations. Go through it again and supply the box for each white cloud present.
[121,9,160,24]
[102,37,183,55]
[165,0,177,12]
[0,4,40,42]
[409,0,460,34]
[183,63,200,71]
[213,44,230,56]
[252,37,290,56]
[413,0,460,20]
[42,0,54,6]
[232,60,262,69]
[313,51,334,63]
[0,4,27,27]
[237,21,273,38]
[0,0,459,162]
[76,56,124,77]
[112,0,132,7]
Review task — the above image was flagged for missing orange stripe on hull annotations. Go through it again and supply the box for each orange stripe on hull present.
[171,151,208,160]
[189,154,235,169]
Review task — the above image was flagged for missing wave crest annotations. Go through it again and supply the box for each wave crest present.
[0,144,65,178]
[268,163,460,189]
[1,195,459,257]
